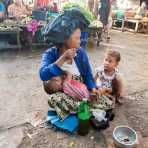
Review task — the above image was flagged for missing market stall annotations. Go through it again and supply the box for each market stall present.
[122,16,148,33]
[0,0,61,50]
[111,1,148,33]
[0,24,22,50]
[0,12,59,50]
[0,0,103,50]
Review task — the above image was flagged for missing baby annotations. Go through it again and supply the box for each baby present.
[43,71,89,100]
[43,71,71,94]
[94,49,123,103]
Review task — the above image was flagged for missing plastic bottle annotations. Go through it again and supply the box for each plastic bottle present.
[77,99,91,136]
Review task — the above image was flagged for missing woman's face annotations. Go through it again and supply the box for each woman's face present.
[65,28,81,49]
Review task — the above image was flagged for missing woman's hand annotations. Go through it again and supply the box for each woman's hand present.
[62,48,77,60]
[90,88,101,98]
[55,48,77,67]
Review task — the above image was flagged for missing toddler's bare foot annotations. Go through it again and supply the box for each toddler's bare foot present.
[116,96,124,104]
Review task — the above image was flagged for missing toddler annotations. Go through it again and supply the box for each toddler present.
[94,49,123,104]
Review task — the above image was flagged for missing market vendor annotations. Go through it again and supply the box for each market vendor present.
[0,0,5,20]
[39,8,101,120]
[8,0,31,19]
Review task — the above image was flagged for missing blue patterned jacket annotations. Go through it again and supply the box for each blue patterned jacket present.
[39,47,96,89]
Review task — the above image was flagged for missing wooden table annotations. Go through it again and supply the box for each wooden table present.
[0,27,22,50]
[112,18,125,31]
[18,23,46,49]
[0,21,46,50]
[122,17,148,33]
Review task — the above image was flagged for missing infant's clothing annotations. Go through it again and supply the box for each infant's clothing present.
[96,66,118,89]
[63,79,89,101]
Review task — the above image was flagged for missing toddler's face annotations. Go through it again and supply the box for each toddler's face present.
[103,55,118,72]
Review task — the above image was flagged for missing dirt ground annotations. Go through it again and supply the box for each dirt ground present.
[0,30,148,148]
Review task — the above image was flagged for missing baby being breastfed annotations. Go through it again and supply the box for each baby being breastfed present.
[43,71,71,94]
[43,71,89,100]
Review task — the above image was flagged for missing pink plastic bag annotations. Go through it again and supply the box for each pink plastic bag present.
[63,79,89,101]
[27,20,39,36]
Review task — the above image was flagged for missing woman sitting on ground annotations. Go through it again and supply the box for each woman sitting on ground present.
[39,8,115,120]
[39,8,101,120]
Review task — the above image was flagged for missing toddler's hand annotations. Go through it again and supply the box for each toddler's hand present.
[99,88,107,95]
[90,88,101,102]
[106,88,112,94]
[90,88,101,96]
[99,88,112,95]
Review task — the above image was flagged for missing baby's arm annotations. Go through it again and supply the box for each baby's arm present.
[62,71,72,81]
[66,72,73,80]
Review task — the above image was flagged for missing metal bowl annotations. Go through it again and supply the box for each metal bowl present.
[113,126,137,148]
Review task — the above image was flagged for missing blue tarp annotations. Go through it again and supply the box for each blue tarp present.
[47,111,78,133]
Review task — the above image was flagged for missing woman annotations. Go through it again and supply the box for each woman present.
[39,8,99,119]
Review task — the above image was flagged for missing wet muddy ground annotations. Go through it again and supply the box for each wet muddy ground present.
[0,30,148,147]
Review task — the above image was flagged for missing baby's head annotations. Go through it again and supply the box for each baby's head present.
[43,72,72,94]
[43,77,63,94]
[103,49,121,72]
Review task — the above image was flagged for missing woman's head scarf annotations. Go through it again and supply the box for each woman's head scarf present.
[44,8,89,44]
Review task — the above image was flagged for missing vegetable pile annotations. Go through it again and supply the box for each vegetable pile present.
[62,3,96,22]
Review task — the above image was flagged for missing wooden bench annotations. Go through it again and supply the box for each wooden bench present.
[0,26,22,50]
